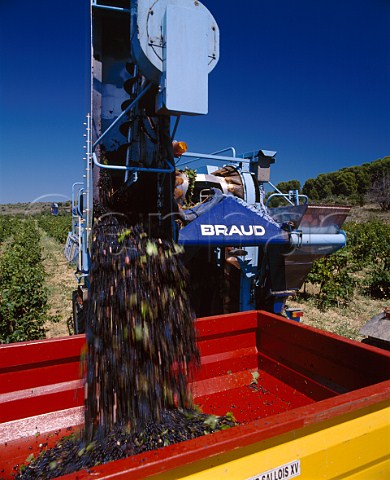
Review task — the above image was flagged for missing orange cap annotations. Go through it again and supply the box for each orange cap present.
[173,141,188,158]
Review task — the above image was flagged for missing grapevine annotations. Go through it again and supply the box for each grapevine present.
[37,214,72,244]
[0,218,53,343]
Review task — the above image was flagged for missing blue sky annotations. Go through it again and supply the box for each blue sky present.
[1,0,389,204]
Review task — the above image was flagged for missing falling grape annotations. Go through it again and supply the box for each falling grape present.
[15,215,237,479]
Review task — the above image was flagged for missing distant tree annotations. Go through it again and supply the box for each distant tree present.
[369,156,390,181]
[283,156,389,207]
[275,180,301,193]
[314,174,335,198]
[354,167,370,194]
[365,171,390,211]
[333,171,357,197]
[302,178,319,200]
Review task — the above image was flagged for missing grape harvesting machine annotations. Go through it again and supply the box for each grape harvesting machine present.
[64,0,352,330]
[1,1,389,479]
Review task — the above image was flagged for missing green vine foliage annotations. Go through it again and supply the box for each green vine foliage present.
[182,168,197,207]
[306,220,390,309]
[368,266,390,299]
[37,214,72,243]
[0,218,51,343]
[0,215,19,242]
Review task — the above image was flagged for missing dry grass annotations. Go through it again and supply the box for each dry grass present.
[346,203,390,224]
[285,203,389,341]
[40,229,75,338]
[287,292,387,341]
[0,202,71,216]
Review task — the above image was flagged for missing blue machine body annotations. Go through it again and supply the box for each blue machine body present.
[66,1,351,331]
[50,203,59,216]
[178,196,289,247]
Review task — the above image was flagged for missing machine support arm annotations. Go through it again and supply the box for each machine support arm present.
[92,83,153,151]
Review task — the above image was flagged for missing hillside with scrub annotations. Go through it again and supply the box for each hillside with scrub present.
[270,155,390,209]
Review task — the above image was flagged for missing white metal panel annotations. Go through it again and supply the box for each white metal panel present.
[158,4,208,115]
[131,0,219,87]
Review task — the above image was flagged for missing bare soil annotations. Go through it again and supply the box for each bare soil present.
[346,203,390,224]
[40,229,75,337]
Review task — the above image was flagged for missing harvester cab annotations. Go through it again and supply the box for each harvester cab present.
[65,0,350,332]
[50,202,59,216]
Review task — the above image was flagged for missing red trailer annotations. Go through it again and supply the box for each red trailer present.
[1,311,390,479]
